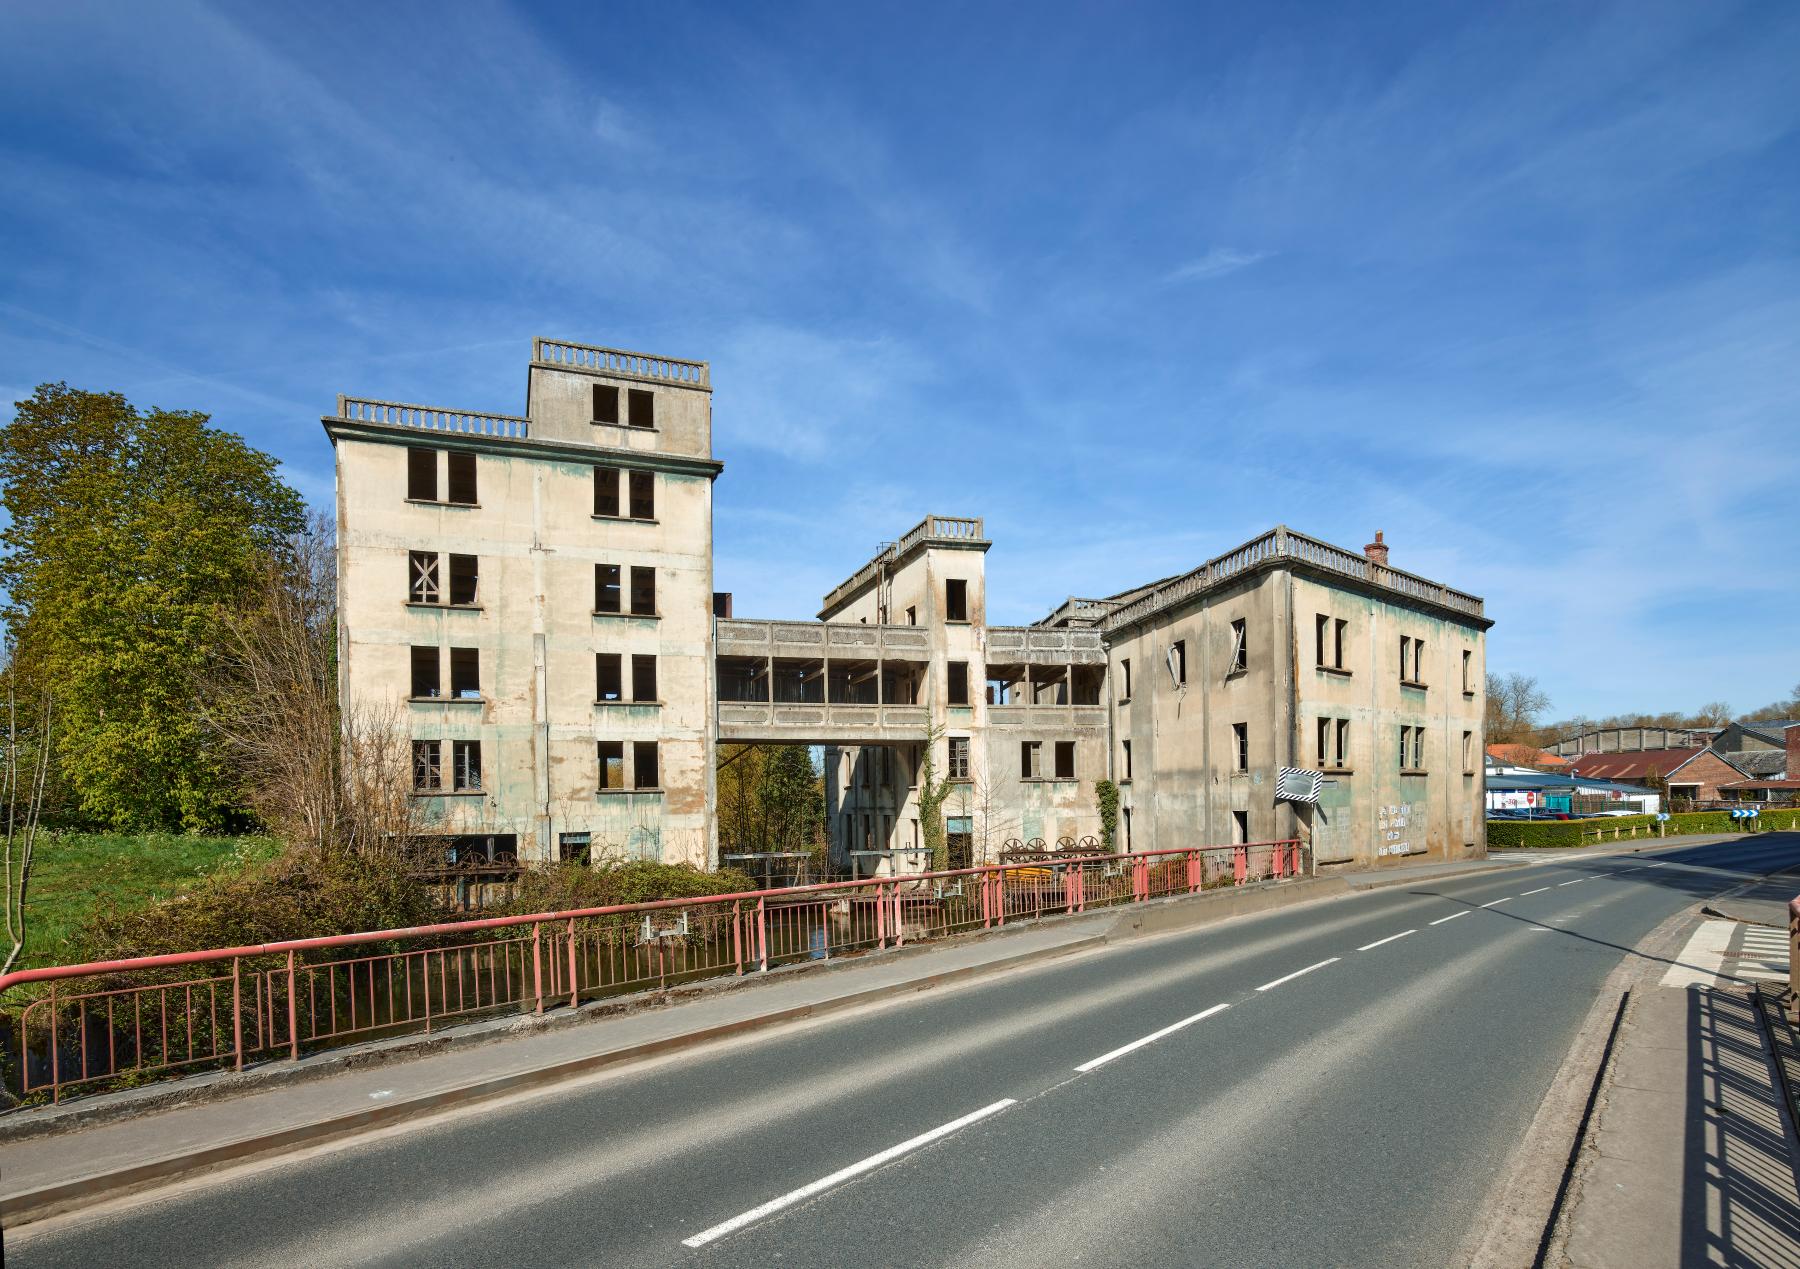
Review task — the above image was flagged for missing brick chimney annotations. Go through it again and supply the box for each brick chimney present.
[1787,723,1799,781]
[1364,531,1389,567]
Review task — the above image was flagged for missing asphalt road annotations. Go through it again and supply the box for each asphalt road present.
[12,834,1800,1268]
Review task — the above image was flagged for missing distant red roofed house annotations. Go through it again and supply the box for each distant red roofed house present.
[1568,747,1747,803]
[1485,743,1571,771]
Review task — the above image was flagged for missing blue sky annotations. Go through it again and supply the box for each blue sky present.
[2,0,1795,722]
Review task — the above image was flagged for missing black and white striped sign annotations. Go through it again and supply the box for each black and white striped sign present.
[1276,767,1324,804]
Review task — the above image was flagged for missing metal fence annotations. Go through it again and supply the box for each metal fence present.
[1,840,1306,1105]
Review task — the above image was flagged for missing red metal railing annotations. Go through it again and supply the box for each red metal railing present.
[0,840,1305,1104]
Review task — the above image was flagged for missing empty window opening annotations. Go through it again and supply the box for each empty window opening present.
[412,740,441,792]
[1054,740,1076,780]
[632,654,657,702]
[598,741,625,790]
[409,551,440,604]
[1316,717,1330,767]
[627,388,655,429]
[1021,741,1042,780]
[448,554,478,605]
[595,467,621,517]
[986,664,1024,706]
[449,647,480,698]
[947,661,970,706]
[905,606,917,626]
[596,564,622,614]
[628,470,654,520]
[633,740,659,788]
[411,646,441,698]
[713,592,733,618]
[1232,810,1248,844]
[1462,730,1474,772]
[772,658,825,703]
[1071,665,1104,706]
[592,385,620,425]
[1122,807,1132,851]
[1121,738,1132,781]
[559,832,593,866]
[1120,658,1132,700]
[630,566,656,615]
[1462,649,1473,693]
[1029,665,1069,705]
[596,654,623,702]
[451,740,482,791]
[1336,719,1350,769]
[945,579,969,622]
[1169,641,1187,687]
[1335,619,1347,667]
[948,736,970,780]
[1233,722,1249,771]
[407,448,437,502]
[1229,619,1247,674]
[446,452,477,505]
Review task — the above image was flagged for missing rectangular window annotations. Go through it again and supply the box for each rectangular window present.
[628,388,655,429]
[595,467,621,517]
[1462,650,1473,693]
[596,564,621,614]
[1316,717,1330,767]
[1233,722,1249,771]
[1120,658,1132,700]
[1413,727,1425,771]
[592,384,620,425]
[946,579,968,622]
[905,606,917,626]
[1414,638,1426,684]
[1122,807,1132,851]
[1122,738,1132,781]
[1054,740,1076,780]
[1462,730,1473,772]
[1318,615,1348,669]
[407,448,437,501]
[1335,619,1348,668]
[633,740,659,788]
[1315,614,1328,666]
[596,653,622,702]
[451,740,481,791]
[1233,810,1248,845]
[559,832,592,866]
[1021,740,1041,780]
[446,452,477,505]
[1170,641,1187,686]
[1229,619,1247,674]
[411,646,440,698]
[948,736,970,780]
[409,551,440,604]
[448,554,478,605]
[948,661,969,706]
[628,470,654,520]
[629,566,656,616]
[598,740,625,790]
[632,654,657,702]
[449,647,480,698]
[411,740,441,791]
[1336,719,1350,769]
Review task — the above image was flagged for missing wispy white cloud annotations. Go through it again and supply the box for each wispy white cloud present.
[1163,248,1270,284]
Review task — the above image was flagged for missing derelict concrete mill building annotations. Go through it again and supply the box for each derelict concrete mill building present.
[325,337,1492,875]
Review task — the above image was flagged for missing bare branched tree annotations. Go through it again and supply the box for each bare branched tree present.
[2,673,54,976]
[202,512,427,860]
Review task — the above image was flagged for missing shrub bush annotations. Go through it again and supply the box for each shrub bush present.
[502,859,756,917]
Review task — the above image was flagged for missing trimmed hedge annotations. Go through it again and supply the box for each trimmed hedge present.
[1489,807,1800,848]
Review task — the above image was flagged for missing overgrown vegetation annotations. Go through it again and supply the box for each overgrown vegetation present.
[1094,779,1119,852]
[1488,808,1800,848]
[502,859,756,915]
[916,726,957,872]
[716,745,825,854]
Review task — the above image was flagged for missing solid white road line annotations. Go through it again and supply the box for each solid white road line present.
[1479,897,1513,908]
[1557,879,1584,887]
[1073,1003,1231,1073]
[1256,958,1340,992]
[1430,911,1470,925]
[681,1099,1018,1247]
[1357,930,1416,952]
[1521,887,1551,895]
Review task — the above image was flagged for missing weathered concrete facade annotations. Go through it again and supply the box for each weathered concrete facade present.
[329,339,1490,873]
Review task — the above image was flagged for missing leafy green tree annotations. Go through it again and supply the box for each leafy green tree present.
[757,744,823,852]
[1,384,305,831]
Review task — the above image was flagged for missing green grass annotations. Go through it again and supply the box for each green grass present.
[15,832,281,971]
